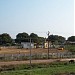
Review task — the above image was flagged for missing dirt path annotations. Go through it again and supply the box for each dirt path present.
[0,58,75,66]
[0,59,56,66]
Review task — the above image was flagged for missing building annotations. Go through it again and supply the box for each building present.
[21,42,34,49]
[44,41,51,48]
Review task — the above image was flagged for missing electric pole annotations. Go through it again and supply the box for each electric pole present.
[47,31,50,59]
[30,38,32,67]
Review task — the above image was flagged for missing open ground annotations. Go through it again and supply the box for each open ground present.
[0,47,66,54]
[0,47,73,66]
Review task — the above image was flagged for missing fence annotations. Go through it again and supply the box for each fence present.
[0,52,75,61]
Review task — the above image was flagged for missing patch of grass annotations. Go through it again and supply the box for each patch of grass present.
[0,62,75,75]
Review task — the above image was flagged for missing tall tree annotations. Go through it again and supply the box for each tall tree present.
[38,37,45,45]
[30,33,38,43]
[0,33,12,45]
[58,36,65,44]
[15,32,29,43]
[67,36,75,42]
[48,35,65,45]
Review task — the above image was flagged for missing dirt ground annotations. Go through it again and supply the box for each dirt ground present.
[0,58,74,66]
[0,47,69,66]
[0,47,66,54]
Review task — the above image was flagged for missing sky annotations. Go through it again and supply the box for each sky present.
[0,0,74,39]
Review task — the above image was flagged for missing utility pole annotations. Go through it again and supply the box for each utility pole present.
[29,38,32,67]
[47,31,50,59]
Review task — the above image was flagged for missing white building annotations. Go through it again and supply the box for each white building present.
[21,42,34,49]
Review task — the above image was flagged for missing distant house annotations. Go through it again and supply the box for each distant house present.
[44,41,51,48]
[21,42,34,49]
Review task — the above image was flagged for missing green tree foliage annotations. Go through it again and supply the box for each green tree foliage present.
[15,32,45,45]
[30,33,45,44]
[0,33,12,45]
[58,36,66,44]
[30,33,38,43]
[48,35,65,45]
[15,32,29,43]
[38,37,45,45]
[67,36,75,42]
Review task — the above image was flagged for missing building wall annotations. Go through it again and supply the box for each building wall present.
[21,42,34,48]
[44,42,51,48]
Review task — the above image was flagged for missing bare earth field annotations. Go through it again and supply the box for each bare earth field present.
[0,47,71,66]
[0,47,65,54]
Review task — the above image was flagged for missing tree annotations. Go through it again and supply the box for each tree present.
[16,32,45,46]
[67,36,75,42]
[48,35,57,45]
[0,33,12,45]
[0,34,2,45]
[48,35,65,45]
[30,33,38,43]
[15,32,29,43]
[38,37,45,45]
[58,36,65,44]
